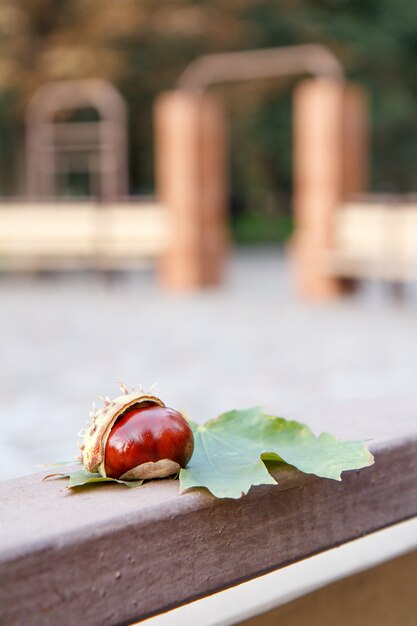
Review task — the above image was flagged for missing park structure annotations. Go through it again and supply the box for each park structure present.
[1,44,415,296]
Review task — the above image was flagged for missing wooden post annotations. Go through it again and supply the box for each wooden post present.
[341,84,369,199]
[292,80,368,299]
[154,91,228,290]
[293,79,344,299]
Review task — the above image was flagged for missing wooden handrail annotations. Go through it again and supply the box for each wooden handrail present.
[1,402,417,625]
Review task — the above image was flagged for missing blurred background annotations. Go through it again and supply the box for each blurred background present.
[1,0,417,479]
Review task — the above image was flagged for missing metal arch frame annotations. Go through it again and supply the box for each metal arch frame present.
[177,44,343,94]
[26,79,128,200]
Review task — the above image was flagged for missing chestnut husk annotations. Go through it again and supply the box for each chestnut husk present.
[80,388,169,478]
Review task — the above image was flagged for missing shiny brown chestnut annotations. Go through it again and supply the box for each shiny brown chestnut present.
[105,404,194,479]
[80,387,194,480]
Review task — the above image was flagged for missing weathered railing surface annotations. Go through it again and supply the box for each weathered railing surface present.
[1,403,417,626]
[140,517,417,626]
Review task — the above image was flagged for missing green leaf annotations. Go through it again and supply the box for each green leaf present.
[180,408,374,499]
[67,469,143,489]
[44,468,143,489]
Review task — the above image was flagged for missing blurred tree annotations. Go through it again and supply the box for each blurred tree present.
[0,0,416,238]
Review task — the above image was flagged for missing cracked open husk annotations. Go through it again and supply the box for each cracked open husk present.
[80,388,165,477]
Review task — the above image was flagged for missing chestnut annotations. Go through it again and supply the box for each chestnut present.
[80,387,194,480]
[105,404,194,479]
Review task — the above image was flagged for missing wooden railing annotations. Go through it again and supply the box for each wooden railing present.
[1,400,416,625]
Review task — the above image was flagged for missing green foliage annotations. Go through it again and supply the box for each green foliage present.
[179,408,373,499]
[232,213,293,245]
[67,469,142,489]
[1,0,416,206]
[45,468,143,489]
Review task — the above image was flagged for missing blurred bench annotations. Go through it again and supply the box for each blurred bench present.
[325,201,417,282]
[0,201,167,271]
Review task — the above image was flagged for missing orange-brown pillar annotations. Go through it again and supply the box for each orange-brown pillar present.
[293,79,368,299]
[341,84,369,199]
[293,79,344,299]
[154,90,228,290]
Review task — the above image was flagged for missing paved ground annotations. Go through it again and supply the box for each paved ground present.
[1,249,417,480]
